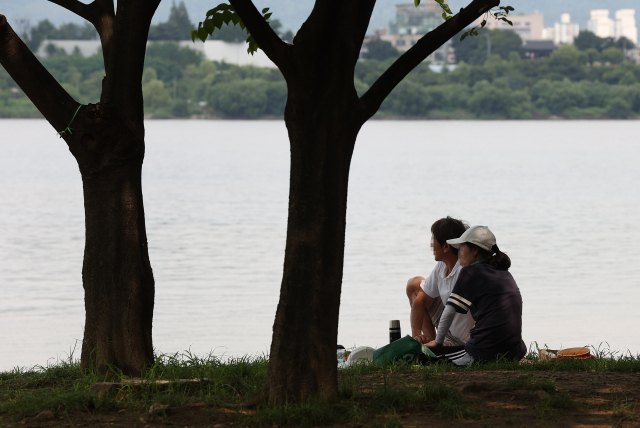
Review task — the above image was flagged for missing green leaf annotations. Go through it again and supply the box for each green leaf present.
[206,3,230,16]
[203,19,216,34]
[221,9,233,25]
[246,34,259,55]
[198,27,208,42]
[480,20,486,28]
[460,32,468,41]
[194,1,275,54]
[506,19,513,26]
[414,0,420,6]
[211,13,224,29]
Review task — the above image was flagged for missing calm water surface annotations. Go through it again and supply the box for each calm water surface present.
[1,120,639,370]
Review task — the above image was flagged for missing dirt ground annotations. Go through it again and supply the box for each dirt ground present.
[4,371,640,428]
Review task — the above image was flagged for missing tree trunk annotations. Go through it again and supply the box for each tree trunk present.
[74,110,154,377]
[226,0,499,405]
[264,70,363,403]
[1,2,159,377]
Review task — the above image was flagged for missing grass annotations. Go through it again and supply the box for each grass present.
[505,374,556,392]
[1,346,640,426]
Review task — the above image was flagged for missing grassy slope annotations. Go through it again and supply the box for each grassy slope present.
[1,348,640,426]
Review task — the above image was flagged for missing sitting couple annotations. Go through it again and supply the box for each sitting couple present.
[406,216,526,366]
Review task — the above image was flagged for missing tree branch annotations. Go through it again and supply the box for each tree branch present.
[47,0,115,68]
[101,0,160,126]
[228,0,290,69]
[46,0,92,21]
[360,0,500,120]
[0,15,79,135]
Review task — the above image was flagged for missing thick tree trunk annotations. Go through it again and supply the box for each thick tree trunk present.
[264,71,363,403]
[79,159,154,376]
[73,108,154,377]
[1,3,159,377]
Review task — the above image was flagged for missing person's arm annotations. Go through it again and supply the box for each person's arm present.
[427,268,478,347]
[433,305,456,345]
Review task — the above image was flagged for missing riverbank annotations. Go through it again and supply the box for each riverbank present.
[2,352,639,427]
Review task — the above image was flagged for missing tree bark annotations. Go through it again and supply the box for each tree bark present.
[260,7,368,401]
[266,89,362,404]
[1,0,158,377]
[75,105,155,375]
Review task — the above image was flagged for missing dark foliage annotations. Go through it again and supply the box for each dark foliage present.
[148,1,194,41]
[452,29,524,65]
[362,39,400,61]
[25,19,97,51]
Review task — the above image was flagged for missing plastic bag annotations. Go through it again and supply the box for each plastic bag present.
[373,335,436,365]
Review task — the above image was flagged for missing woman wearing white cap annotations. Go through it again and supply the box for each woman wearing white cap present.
[423,225,526,366]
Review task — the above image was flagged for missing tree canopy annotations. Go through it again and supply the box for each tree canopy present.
[362,39,400,61]
[574,30,636,52]
[452,28,523,64]
[148,1,194,40]
[24,19,98,51]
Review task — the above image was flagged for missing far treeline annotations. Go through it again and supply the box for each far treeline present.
[1,17,639,119]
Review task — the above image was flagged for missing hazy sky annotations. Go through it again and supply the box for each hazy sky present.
[2,0,639,34]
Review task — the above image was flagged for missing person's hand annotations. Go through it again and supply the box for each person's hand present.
[413,334,429,344]
[425,340,438,347]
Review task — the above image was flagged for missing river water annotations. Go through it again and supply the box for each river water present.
[1,119,639,371]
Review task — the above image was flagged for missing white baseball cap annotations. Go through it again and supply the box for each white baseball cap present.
[446,225,496,252]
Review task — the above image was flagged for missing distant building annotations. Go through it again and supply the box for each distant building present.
[615,9,638,45]
[34,39,276,68]
[546,13,579,45]
[588,9,638,45]
[522,40,557,59]
[481,13,544,40]
[588,10,615,38]
[380,3,452,63]
[627,48,640,64]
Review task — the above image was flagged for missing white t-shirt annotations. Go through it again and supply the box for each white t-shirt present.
[420,261,475,343]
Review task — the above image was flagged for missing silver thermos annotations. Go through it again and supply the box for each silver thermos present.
[389,320,401,343]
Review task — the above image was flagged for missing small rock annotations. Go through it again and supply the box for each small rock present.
[459,382,495,393]
[20,410,55,424]
[89,382,120,397]
[533,390,549,400]
[118,409,126,413]
[139,417,145,422]
[149,402,170,415]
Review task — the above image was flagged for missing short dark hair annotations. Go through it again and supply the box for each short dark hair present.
[431,217,469,256]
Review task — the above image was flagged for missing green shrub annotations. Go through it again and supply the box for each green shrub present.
[209,79,268,118]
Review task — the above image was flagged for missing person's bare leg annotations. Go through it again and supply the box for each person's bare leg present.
[406,277,435,343]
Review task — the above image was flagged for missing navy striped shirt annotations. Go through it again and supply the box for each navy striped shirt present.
[447,263,527,362]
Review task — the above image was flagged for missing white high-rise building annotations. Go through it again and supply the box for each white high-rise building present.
[615,9,638,45]
[554,13,579,45]
[588,9,615,38]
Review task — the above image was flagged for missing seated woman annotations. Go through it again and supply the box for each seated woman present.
[424,225,527,366]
